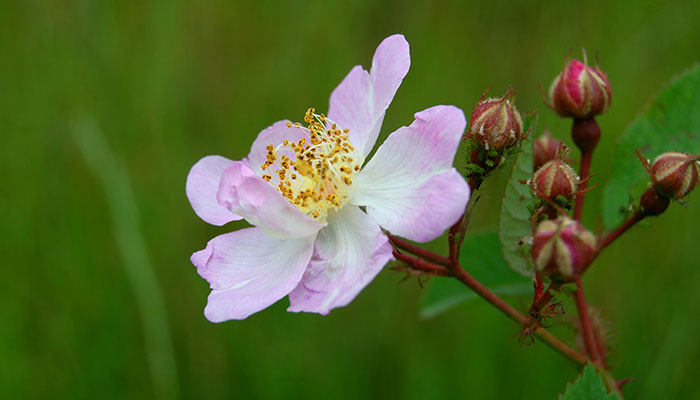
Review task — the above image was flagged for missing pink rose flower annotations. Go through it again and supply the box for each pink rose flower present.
[186,34,470,322]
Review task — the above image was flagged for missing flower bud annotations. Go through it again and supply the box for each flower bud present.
[533,130,566,170]
[548,51,612,119]
[532,217,596,281]
[649,152,700,199]
[467,87,524,151]
[639,187,670,216]
[531,156,579,205]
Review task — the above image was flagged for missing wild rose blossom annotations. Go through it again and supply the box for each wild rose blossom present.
[186,35,470,322]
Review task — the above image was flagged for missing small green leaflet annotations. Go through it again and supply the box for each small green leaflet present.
[498,113,538,277]
[420,232,532,318]
[602,64,700,228]
[560,363,619,400]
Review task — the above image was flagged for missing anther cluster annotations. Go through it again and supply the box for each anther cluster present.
[260,108,361,222]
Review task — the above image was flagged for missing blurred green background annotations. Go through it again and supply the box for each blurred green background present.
[2,0,700,398]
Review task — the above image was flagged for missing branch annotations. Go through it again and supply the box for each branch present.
[573,277,601,363]
[596,211,644,253]
[448,176,483,262]
[580,211,645,275]
[391,249,451,276]
[388,234,452,267]
[396,249,588,365]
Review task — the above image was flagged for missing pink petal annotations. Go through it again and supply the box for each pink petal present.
[369,34,411,115]
[566,60,585,104]
[351,105,470,242]
[192,227,315,322]
[216,161,324,238]
[245,120,309,172]
[328,34,410,159]
[186,155,242,225]
[287,205,393,315]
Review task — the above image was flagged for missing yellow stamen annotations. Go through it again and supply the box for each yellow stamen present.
[258,107,360,222]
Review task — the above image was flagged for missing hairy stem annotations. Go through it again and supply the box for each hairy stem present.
[573,278,601,363]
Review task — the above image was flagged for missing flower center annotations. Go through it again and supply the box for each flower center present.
[260,108,361,222]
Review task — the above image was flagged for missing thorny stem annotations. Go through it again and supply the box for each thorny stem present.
[573,277,601,363]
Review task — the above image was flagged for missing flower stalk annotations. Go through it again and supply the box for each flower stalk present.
[392,249,451,277]
[448,175,483,262]
[573,277,601,363]
[571,118,600,220]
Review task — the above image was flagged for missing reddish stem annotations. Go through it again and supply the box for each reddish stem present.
[571,118,600,221]
[448,262,588,365]
[579,211,645,275]
[392,249,451,276]
[595,328,608,369]
[388,234,452,267]
[525,281,561,325]
[532,275,545,303]
[448,176,483,262]
[394,248,587,364]
[573,277,601,362]
[573,150,593,220]
[596,211,644,253]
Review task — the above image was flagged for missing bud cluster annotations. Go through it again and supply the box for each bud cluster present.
[532,217,596,281]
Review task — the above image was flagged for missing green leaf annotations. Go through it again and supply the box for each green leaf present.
[498,113,538,277]
[602,64,700,228]
[560,363,619,400]
[420,232,532,318]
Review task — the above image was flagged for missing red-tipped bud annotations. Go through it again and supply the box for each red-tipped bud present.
[548,50,612,119]
[532,217,596,281]
[533,130,567,170]
[647,152,700,199]
[467,87,524,151]
[531,155,579,204]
